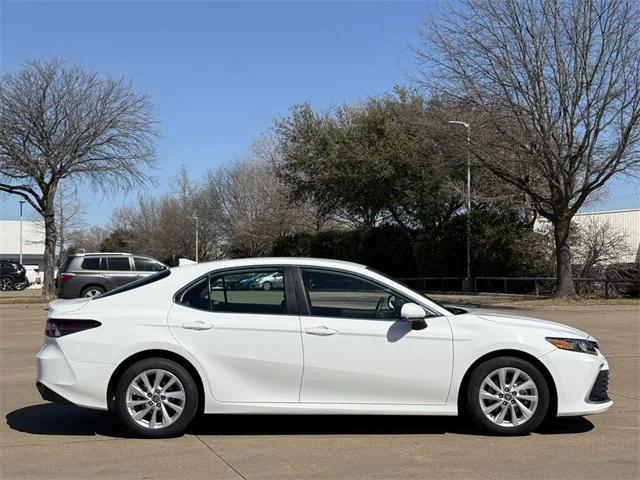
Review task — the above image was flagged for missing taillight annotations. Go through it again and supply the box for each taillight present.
[45,319,101,337]
[56,273,75,286]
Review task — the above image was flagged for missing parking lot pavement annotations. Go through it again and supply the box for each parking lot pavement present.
[1,301,638,480]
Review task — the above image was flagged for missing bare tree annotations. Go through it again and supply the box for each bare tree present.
[110,167,226,263]
[573,218,630,277]
[67,226,110,254]
[417,0,640,296]
[203,137,312,257]
[31,181,86,259]
[0,59,157,296]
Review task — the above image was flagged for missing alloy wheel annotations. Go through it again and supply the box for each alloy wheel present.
[125,369,186,430]
[84,288,103,298]
[479,367,538,428]
[0,278,13,291]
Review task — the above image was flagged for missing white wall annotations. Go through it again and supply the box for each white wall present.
[0,220,45,255]
[572,209,640,263]
[535,209,640,264]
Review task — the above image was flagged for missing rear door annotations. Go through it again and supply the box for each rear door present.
[168,266,304,403]
[104,256,138,287]
[133,256,167,278]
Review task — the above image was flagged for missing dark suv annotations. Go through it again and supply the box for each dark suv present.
[0,260,28,291]
[56,253,168,299]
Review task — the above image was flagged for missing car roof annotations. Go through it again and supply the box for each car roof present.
[73,252,162,258]
[72,252,131,257]
[172,257,367,276]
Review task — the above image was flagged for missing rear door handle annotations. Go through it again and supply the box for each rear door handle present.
[305,326,338,336]
[181,321,214,331]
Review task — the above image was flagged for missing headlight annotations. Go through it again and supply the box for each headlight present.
[546,337,598,355]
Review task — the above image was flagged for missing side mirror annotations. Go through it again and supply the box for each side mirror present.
[400,303,428,330]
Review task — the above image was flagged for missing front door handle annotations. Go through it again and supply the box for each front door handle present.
[305,326,338,336]
[181,321,214,331]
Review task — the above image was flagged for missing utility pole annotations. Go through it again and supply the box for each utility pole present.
[191,215,199,263]
[447,121,472,291]
[19,200,26,264]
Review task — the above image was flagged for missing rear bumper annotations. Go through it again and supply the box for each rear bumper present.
[36,340,113,410]
[36,381,73,405]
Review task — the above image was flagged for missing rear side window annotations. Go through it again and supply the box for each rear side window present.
[179,277,211,311]
[134,256,166,272]
[106,257,131,271]
[177,268,287,314]
[81,257,100,270]
[98,270,172,299]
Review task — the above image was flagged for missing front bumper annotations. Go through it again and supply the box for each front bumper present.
[540,347,613,416]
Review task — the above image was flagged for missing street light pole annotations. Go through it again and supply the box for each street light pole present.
[447,121,472,291]
[18,200,26,264]
[191,216,199,263]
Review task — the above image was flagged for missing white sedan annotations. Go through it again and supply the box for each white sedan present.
[36,257,611,437]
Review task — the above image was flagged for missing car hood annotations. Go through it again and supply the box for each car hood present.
[47,298,91,315]
[476,311,591,339]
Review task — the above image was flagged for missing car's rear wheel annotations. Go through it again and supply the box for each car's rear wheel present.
[81,286,105,298]
[466,356,549,435]
[0,276,14,291]
[262,281,272,291]
[114,358,198,438]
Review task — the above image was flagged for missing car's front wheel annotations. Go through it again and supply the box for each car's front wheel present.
[114,358,198,438]
[0,276,14,291]
[466,356,549,435]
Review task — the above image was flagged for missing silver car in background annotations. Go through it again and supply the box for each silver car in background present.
[56,252,168,298]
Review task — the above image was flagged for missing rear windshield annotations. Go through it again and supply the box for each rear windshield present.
[58,257,73,273]
[96,269,171,299]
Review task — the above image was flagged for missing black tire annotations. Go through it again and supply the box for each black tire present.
[114,357,198,438]
[80,285,105,298]
[262,281,272,291]
[14,281,28,291]
[466,356,549,436]
[0,276,14,291]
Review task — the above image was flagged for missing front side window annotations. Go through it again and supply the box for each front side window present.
[178,268,288,314]
[106,257,131,271]
[301,269,410,319]
[134,256,166,272]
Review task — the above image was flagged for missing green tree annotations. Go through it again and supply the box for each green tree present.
[275,89,464,233]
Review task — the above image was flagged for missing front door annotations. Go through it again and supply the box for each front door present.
[297,268,453,405]
[168,266,303,403]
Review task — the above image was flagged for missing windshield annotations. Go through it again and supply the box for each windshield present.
[365,267,458,314]
[96,269,171,299]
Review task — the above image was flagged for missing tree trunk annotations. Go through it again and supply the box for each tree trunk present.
[42,207,58,299]
[553,217,575,297]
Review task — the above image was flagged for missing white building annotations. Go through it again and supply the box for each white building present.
[0,220,46,270]
[536,208,639,264]
[572,208,640,263]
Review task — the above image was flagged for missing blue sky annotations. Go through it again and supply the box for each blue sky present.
[1,0,638,224]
